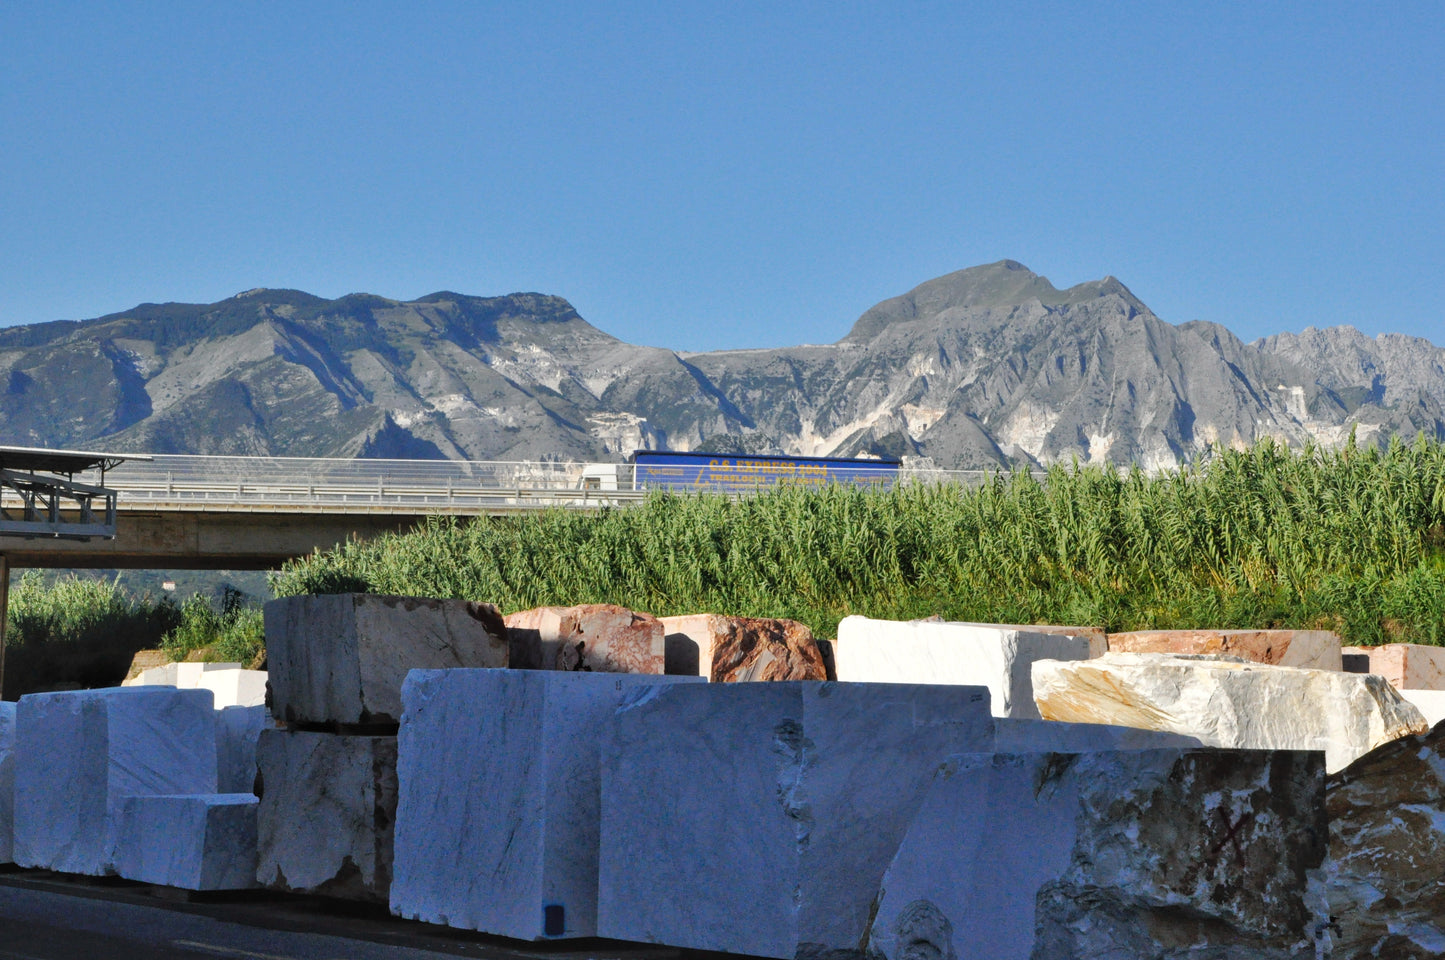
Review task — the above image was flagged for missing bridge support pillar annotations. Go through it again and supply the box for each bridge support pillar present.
[0,553,8,700]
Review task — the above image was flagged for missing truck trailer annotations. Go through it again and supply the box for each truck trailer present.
[580,450,901,493]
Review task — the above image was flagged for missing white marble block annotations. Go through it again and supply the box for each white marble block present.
[198,669,268,708]
[993,717,1204,752]
[216,705,269,794]
[123,661,243,688]
[834,615,1093,718]
[264,593,509,726]
[1401,689,1445,728]
[0,702,15,864]
[112,794,258,890]
[596,680,993,958]
[391,669,703,939]
[255,729,396,903]
[13,687,218,875]
[1033,652,1428,773]
[867,749,1326,959]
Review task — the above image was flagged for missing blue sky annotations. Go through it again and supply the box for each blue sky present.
[1,2,1441,352]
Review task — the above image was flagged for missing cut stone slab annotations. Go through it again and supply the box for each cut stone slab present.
[197,669,268,708]
[1033,652,1428,773]
[391,669,703,939]
[596,680,994,958]
[504,604,664,674]
[13,687,218,875]
[112,794,259,890]
[1323,718,1445,955]
[255,729,396,903]
[1106,628,1342,670]
[264,593,508,726]
[1401,690,1445,728]
[660,614,827,682]
[216,705,269,794]
[834,615,1093,718]
[993,717,1204,753]
[123,660,243,688]
[0,703,15,864]
[1351,643,1445,690]
[867,749,1326,960]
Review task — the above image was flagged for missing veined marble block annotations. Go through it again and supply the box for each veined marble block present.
[1352,643,1445,690]
[505,604,665,673]
[993,717,1204,753]
[264,594,508,725]
[1033,653,1428,773]
[13,687,218,875]
[216,705,269,794]
[255,729,396,903]
[1107,628,1342,670]
[596,681,993,958]
[660,614,826,681]
[112,794,258,890]
[834,616,1093,718]
[391,669,703,939]
[1400,690,1445,728]
[867,749,1325,960]
[0,703,15,864]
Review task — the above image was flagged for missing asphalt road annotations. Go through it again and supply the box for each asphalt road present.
[0,873,686,960]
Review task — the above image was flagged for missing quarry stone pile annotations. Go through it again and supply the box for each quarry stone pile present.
[1347,642,1445,689]
[659,613,827,681]
[504,603,665,673]
[835,615,1094,718]
[124,661,268,708]
[596,680,994,958]
[112,794,259,890]
[215,704,268,794]
[264,593,509,725]
[867,749,1326,960]
[390,669,703,939]
[1107,627,1343,670]
[1033,652,1428,772]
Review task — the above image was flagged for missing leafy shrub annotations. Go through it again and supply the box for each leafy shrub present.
[161,587,265,666]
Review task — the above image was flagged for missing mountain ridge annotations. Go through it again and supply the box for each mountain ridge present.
[3,260,1442,469]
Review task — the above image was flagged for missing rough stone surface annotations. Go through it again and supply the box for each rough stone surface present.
[264,594,508,726]
[1106,628,1343,670]
[596,680,994,958]
[835,616,1093,718]
[992,717,1204,753]
[13,687,218,875]
[1322,719,1445,957]
[255,729,396,903]
[660,614,827,682]
[1033,653,1428,773]
[112,794,259,890]
[391,669,702,939]
[504,604,664,674]
[216,705,269,794]
[868,749,1326,960]
[0,703,15,864]
[1353,642,1445,690]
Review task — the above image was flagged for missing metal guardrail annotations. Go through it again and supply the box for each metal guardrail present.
[0,454,1020,514]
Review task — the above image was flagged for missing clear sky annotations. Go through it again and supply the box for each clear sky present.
[2,2,1441,352]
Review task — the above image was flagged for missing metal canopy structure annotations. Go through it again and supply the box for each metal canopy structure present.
[0,445,147,541]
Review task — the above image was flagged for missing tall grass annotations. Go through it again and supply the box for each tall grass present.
[270,436,1445,645]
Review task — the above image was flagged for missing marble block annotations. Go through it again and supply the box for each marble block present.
[596,680,994,958]
[255,729,396,903]
[0,703,15,864]
[391,669,703,939]
[867,749,1325,960]
[112,794,258,890]
[264,593,508,725]
[660,614,827,681]
[216,705,269,794]
[123,661,244,688]
[505,604,665,673]
[1033,652,1428,773]
[993,717,1204,752]
[1352,643,1445,690]
[1400,690,1445,728]
[1106,628,1342,670]
[198,669,268,708]
[834,616,1092,718]
[13,687,218,875]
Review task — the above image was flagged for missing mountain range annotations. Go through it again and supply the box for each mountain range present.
[3,260,1442,470]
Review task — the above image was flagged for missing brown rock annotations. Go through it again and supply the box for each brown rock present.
[659,614,827,682]
[1106,628,1342,670]
[504,604,665,674]
[1348,643,1445,690]
[1323,719,1445,956]
[123,648,169,682]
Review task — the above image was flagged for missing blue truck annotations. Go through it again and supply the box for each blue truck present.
[580,449,901,492]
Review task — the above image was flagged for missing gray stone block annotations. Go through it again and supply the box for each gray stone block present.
[113,794,258,890]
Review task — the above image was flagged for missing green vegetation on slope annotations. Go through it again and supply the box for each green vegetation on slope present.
[270,436,1445,645]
